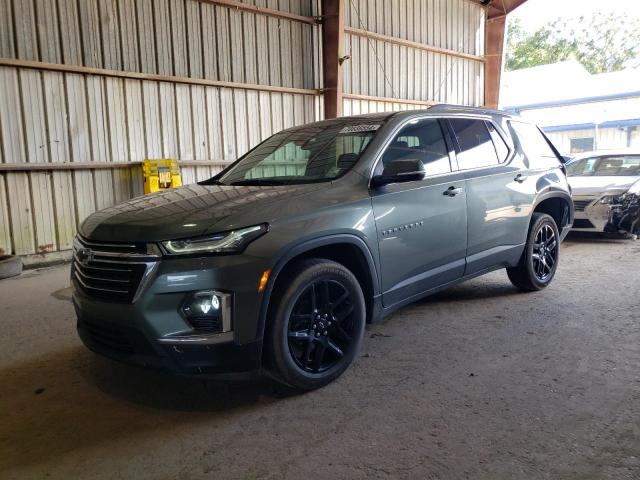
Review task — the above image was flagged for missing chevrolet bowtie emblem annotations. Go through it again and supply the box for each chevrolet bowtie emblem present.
[77,248,94,265]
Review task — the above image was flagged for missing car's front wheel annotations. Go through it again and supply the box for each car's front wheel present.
[507,212,560,291]
[266,259,366,391]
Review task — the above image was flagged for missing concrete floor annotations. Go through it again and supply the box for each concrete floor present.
[1,233,639,479]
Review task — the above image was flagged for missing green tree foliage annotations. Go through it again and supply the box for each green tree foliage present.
[505,14,640,73]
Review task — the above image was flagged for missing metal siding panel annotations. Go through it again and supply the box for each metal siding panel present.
[0,174,12,255]
[125,79,145,162]
[258,91,273,138]
[191,85,208,159]
[170,0,189,77]
[243,11,258,84]
[291,21,304,89]
[36,0,62,63]
[19,69,47,164]
[186,0,203,78]
[154,0,173,76]
[219,88,237,160]
[44,71,76,249]
[7,172,36,254]
[280,19,294,88]
[118,0,140,72]
[216,5,232,81]
[136,0,157,74]
[201,2,219,80]
[105,77,127,162]
[246,90,262,148]
[266,1,281,86]
[0,0,15,57]
[159,82,179,158]
[78,0,103,68]
[234,89,249,155]
[255,2,270,85]
[112,164,132,203]
[99,0,122,70]
[65,73,96,224]
[14,0,39,60]
[86,76,114,210]
[206,87,224,160]
[301,19,313,89]
[176,84,194,160]
[228,7,245,83]
[58,0,82,64]
[142,81,162,158]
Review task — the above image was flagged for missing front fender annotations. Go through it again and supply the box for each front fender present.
[255,233,381,344]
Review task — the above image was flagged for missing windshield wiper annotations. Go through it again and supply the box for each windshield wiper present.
[229,179,289,186]
[199,178,226,186]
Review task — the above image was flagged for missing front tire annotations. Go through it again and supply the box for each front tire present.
[507,212,560,291]
[266,259,366,391]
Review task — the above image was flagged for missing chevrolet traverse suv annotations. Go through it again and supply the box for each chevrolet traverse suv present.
[73,106,574,390]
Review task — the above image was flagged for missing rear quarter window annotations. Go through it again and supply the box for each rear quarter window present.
[449,118,500,170]
[509,121,561,169]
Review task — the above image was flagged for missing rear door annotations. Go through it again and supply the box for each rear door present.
[446,118,533,275]
[371,118,468,307]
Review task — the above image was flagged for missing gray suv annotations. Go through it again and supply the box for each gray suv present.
[73,106,574,390]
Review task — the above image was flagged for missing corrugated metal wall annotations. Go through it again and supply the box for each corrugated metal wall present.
[342,0,485,114]
[0,0,486,261]
[0,0,321,259]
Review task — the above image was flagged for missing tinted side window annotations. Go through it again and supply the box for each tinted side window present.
[449,118,500,170]
[486,122,510,163]
[380,119,451,176]
[509,121,560,168]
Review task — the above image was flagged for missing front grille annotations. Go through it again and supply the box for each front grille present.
[72,236,158,303]
[573,199,593,211]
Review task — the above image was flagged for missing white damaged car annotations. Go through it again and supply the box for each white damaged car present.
[566,151,640,237]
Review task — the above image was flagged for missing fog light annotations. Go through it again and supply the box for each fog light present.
[180,290,232,333]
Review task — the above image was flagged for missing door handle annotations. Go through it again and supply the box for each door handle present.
[443,186,463,197]
[514,173,528,183]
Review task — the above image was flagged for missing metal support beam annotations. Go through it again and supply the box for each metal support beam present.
[483,0,529,108]
[484,15,506,109]
[321,0,344,119]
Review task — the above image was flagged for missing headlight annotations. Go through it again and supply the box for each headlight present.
[599,195,623,205]
[162,224,268,255]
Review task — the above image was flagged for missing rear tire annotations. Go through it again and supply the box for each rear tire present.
[507,213,560,291]
[266,259,366,391]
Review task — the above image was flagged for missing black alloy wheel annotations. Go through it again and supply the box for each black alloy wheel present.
[507,212,561,291]
[287,279,356,373]
[531,223,557,281]
[266,259,366,390]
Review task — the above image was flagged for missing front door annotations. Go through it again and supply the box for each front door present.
[370,118,468,307]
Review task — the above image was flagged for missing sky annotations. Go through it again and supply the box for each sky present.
[510,0,640,31]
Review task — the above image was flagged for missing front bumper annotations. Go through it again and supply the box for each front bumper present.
[72,251,270,375]
[572,194,640,234]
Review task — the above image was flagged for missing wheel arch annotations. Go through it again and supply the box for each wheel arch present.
[532,191,574,230]
[257,235,381,347]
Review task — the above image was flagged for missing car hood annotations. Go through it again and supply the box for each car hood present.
[568,176,639,197]
[80,183,324,242]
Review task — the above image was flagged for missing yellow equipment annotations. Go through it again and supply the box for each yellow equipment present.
[142,159,182,194]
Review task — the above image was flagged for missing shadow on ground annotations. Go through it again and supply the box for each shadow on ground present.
[0,345,289,471]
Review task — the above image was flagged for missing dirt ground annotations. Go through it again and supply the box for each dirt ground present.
[1,233,639,479]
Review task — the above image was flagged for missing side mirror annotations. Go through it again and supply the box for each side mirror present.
[371,158,425,187]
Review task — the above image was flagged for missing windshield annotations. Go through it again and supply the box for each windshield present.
[214,121,383,186]
[566,155,640,177]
